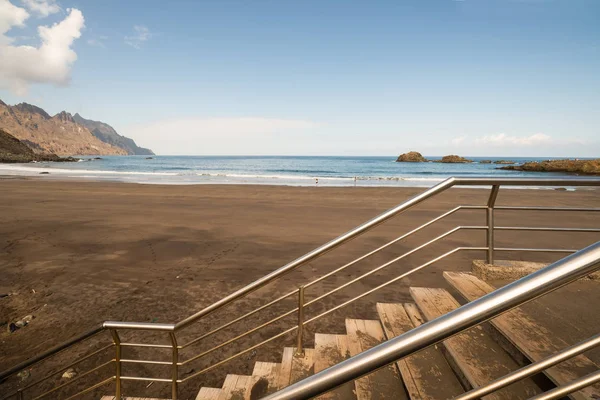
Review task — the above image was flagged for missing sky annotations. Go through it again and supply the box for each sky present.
[0,0,599,156]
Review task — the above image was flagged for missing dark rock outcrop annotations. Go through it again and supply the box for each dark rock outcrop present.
[493,160,516,165]
[396,151,427,162]
[73,113,154,155]
[479,160,492,164]
[437,155,473,163]
[499,159,600,175]
[0,128,78,163]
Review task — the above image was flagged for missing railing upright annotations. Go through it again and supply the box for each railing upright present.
[110,330,122,399]
[295,285,306,357]
[486,185,500,264]
[169,333,179,400]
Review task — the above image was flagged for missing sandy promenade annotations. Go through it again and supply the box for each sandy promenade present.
[1,178,599,398]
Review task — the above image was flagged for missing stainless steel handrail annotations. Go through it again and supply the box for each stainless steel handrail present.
[175,177,459,330]
[179,226,486,366]
[1,177,599,399]
[174,177,600,330]
[0,325,104,381]
[262,241,600,400]
[179,246,486,382]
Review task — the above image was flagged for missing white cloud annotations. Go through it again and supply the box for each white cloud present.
[124,117,318,155]
[124,25,151,49]
[0,1,85,95]
[0,0,29,41]
[475,133,552,146]
[20,0,59,17]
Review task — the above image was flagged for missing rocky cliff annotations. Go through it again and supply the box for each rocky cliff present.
[0,128,78,163]
[0,99,153,156]
[73,113,154,155]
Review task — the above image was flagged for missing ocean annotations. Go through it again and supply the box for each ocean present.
[0,156,590,187]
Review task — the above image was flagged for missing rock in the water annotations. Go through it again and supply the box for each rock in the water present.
[39,172,50,174]
[437,155,472,163]
[62,368,77,379]
[493,160,516,164]
[145,156,154,159]
[479,160,492,164]
[499,159,600,175]
[396,151,427,162]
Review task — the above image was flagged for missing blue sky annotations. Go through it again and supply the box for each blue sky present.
[0,0,599,156]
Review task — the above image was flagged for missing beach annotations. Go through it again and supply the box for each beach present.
[1,178,599,398]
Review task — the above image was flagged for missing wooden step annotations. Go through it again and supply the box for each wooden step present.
[314,333,357,400]
[247,362,282,399]
[196,387,223,400]
[100,397,166,400]
[444,271,600,400]
[279,347,315,388]
[376,303,465,400]
[218,374,253,400]
[410,287,542,400]
[345,319,408,400]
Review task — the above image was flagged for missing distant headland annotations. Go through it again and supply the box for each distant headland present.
[0,98,153,158]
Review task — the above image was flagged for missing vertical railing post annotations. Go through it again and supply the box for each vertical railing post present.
[110,330,122,400]
[487,185,500,264]
[169,333,179,400]
[16,389,23,400]
[295,286,305,357]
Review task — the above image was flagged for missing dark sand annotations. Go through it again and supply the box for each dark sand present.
[0,178,598,399]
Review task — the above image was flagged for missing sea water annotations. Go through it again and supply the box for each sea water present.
[0,156,591,187]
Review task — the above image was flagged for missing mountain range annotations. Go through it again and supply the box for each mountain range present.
[0,99,153,156]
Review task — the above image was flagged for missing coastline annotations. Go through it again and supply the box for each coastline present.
[2,172,599,191]
[2,155,599,188]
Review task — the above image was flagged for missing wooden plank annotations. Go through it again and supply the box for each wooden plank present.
[218,374,253,400]
[100,398,166,400]
[376,303,465,400]
[279,347,294,389]
[196,387,223,400]
[279,346,315,387]
[247,362,282,399]
[314,333,357,400]
[444,271,600,400]
[290,348,315,384]
[345,319,408,400]
[410,287,542,400]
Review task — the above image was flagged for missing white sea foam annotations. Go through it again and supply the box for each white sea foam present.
[0,164,177,176]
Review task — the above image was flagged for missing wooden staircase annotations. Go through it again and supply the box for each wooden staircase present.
[101,272,600,400]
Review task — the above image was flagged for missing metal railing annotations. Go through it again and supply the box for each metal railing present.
[262,241,600,400]
[1,177,599,400]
